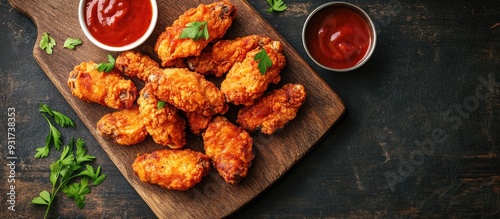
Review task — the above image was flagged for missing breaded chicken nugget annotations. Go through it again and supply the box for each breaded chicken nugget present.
[137,84,186,149]
[132,149,211,190]
[155,0,236,67]
[96,105,148,145]
[237,83,306,134]
[115,51,159,81]
[184,112,213,135]
[220,40,286,106]
[202,116,254,184]
[147,67,228,116]
[186,35,272,77]
[67,62,137,110]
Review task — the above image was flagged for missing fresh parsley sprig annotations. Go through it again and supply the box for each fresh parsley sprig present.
[32,137,106,219]
[39,103,75,128]
[40,33,56,54]
[63,38,83,50]
[180,21,209,41]
[254,48,273,75]
[266,0,287,13]
[34,114,63,158]
[97,54,116,73]
[35,104,75,158]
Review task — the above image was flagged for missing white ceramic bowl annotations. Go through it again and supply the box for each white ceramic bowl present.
[302,2,376,72]
[78,0,158,52]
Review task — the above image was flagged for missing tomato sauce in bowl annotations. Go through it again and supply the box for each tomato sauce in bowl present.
[79,0,157,51]
[302,2,376,71]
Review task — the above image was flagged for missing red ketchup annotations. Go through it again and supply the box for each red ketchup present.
[84,0,153,47]
[305,6,372,69]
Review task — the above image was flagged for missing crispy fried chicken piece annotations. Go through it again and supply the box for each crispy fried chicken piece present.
[115,51,159,81]
[155,0,236,67]
[137,84,187,149]
[147,67,228,116]
[67,62,137,110]
[96,105,148,145]
[185,112,213,135]
[220,40,286,106]
[186,35,272,77]
[237,83,306,134]
[132,149,211,190]
[202,116,254,184]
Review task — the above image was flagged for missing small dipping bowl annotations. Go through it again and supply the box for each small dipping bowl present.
[78,0,158,52]
[302,2,376,72]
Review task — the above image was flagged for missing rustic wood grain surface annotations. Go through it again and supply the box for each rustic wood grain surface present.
[3,0,345,218]
[1,0,500,218]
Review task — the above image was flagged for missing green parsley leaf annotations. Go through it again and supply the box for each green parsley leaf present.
[97,54,116,72]
[59,144,76,167]
[46,115,63,151]
[52,110,74,127]
[180,21,209,41]
[34,140,51,159]
[75,138,95,165]
[59,139,73,162]
[93,170,107,186]
[157,100,167,109]
[39,103,75,128]
[39,103,51,114]
[40,33,56,54]
[63,38,82,49]
[266,0,287,13]
[34,114,63,158]
[32,190,51,205]
[254,48,273,75]
[62,178,91,209]
[79,164,106,186]
[49,161,63,185]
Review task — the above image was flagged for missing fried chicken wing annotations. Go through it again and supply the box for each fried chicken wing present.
[186,35,272,77]
[237,83,306,134]
[147,67,228,116]
[67,62,137,110]
[220,40,286,106]
[132,149,211,190]
[155,0,236,67]
[137,84,187,149]
[185,112,213,135]
[96,105,148,145]
[202,116,254,184]
[115,51,159,81]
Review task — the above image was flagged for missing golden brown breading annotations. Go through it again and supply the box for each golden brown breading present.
[115,51,159,81]
[220,40,286,106]
[147,67,228,116]
[186,35,272,77]
[137,84,187,149]
[184,112,213,135]
[132,149,211,190]
[202,116,254,184]
[155,0,236,67]
[96,105,148,145]
[237,83,306,134]
[67,62,137,110]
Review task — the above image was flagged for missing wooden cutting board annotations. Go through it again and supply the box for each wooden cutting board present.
[9,0,345,218]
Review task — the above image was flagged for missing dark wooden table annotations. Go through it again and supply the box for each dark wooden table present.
[1,0,499,218]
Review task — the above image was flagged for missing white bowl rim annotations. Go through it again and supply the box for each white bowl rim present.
[301,1,377,72]
[78,0,158,52]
